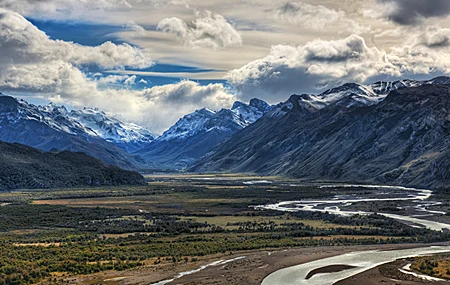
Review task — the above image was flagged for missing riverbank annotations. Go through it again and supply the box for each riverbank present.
[60,243,446,285]
[336,262,449,285]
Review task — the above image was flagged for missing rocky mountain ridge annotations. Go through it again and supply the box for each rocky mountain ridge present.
[193,78,450,189]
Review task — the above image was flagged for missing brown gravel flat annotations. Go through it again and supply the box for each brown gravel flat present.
[57,243,449,285]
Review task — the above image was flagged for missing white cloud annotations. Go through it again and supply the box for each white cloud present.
[0,8,237,132]
[124,75,137,85]
[226,32,450,102]
[157,11,242,49]
[267,1,346,30]
[124,20,146,34]
[47,79,235,134]
[0,9,153,69]
[408,26,450,48]
[226,35,398,101]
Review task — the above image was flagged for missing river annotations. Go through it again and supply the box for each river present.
[258,184,450,284]
[262,245,450,285]
[255,184,450,231]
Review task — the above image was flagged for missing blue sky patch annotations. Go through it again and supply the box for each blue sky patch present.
[28,18,126,46]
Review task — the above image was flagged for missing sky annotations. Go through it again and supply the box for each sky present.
[1,0,450,133]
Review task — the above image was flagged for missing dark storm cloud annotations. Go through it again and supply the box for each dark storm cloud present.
[380,0,450,25]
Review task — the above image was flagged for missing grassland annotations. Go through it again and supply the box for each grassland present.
[0,175,448,284]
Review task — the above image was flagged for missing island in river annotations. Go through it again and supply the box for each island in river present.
[2,174,450,285]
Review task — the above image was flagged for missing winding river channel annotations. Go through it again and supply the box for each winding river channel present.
[256,184,450,284]
[255,184,450,231]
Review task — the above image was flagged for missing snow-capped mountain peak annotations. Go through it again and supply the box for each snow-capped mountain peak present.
[159,99,272,142]
[268,76,450,118]
[0,95,157,152]
[69,107,157,152]
[231,98,272,124]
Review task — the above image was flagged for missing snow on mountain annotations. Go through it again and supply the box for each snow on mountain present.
[0,95,156,152]
[0,96,96,136]
[231,98,272,124]
[193,80,450,188]
[136,98,273,170]
[69,108,157,152]
[158,99,272,142]
[268,77,450,118]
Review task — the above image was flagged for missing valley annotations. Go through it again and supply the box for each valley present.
[2,2,450,285]
[0,175,449,285]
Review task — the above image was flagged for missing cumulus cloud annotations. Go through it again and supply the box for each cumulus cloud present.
[226,35,397,101]
[157,11,242,49]
[0,8,235,132]
[48,79,235,134]
[408,26,450,48]
[367,0,450,25]
[226,32,450,102]
[0,9,153,69]
[124,75,137,85]
[267,1,345,30]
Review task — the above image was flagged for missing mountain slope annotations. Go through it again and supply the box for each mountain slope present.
[193,81,450,189]
[69,108,157,152]
[0,95,149,170]
[0,141,146,190]
[137,99,272,169]
[265,77,450,116]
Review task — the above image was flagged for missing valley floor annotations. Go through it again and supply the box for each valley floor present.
[56,244,443,285]
[0,174,449,285]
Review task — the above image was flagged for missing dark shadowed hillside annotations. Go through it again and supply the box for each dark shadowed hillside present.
[193,84,450,189]
[0,141,146,190]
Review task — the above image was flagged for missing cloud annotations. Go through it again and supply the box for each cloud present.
[409,26,450,48]
[124,75,137,85]
[47,79,236,134]
[157,11,242,49]
[93,74,139,87]
[0,0,190,19]
[124,20,146,33]
[267,1,346,30]
[0,9,153,69]
[0,8,237,132]
[0,0,132,17]
[1,60,234,133]
[226,35,397,101]
[368,0,450,25]
[227,32,450,102]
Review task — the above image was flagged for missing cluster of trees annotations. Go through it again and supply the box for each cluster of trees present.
[2,203,450,284]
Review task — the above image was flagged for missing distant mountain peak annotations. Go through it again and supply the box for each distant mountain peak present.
[138,98,273,170]
[0,94,157,153]
[196,107,216,116]
[267,76,450,118]
[69,107,157,152]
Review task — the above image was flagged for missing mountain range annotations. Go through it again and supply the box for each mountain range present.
[136,98,272,169]
[0,94,271,170]
[193,77,450,189]
[0,94,150,170]
[2,76,450,188]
